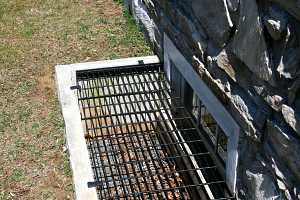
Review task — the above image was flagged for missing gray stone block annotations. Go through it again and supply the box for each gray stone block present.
[231,0,272,82]
[270,0,300,21]
[191,0,233,47]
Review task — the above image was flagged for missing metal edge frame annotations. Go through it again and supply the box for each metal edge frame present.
[55,56,160,200]
[163,34,239,194]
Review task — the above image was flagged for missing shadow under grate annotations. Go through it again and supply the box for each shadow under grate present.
[76,63,234,200]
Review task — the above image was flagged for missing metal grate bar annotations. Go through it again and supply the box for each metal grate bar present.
[76,63,235,200]
[85,129,198,141]
[101,70,177,199]
[80,96,182,110]
[106,69,182,199]
[79,77,130,199]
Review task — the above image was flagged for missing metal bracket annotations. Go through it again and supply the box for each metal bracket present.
[87,181,102,188]
[70,85,82,91]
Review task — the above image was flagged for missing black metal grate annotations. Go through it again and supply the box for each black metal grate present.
[76,63,235,199]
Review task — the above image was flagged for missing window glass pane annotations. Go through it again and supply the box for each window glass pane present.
[197,102,228,163]
[191,93,200,119]
[200,106,217,145]
[217,130,228,162]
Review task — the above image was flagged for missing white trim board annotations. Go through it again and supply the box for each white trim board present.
[164,34,239,193]
[55,56,160,200]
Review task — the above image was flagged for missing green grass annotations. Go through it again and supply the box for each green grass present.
[0,112,10,134]
[40,190,55,200]
[0,193,13,200]
[0,0,151,199]
[10,169,25,183]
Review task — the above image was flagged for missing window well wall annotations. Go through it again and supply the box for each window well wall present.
[56,37,240,199]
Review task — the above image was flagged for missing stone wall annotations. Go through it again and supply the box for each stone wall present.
[125,0,300,199]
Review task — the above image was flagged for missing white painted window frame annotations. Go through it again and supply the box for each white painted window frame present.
[163,34,239,193]
[55,56,160,200]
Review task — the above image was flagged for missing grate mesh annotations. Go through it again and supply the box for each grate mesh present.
[76,63,234,199]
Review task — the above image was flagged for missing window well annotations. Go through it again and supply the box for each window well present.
[56,55,237,200]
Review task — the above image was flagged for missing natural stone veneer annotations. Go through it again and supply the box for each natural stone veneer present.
[231,0,272,81]
[126,0,300,199]
[191,0,233,47]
